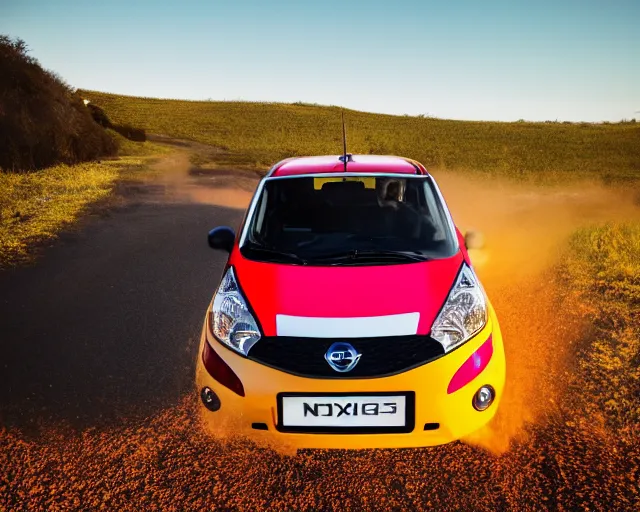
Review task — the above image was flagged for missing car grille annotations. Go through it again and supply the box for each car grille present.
[248,335,445,378]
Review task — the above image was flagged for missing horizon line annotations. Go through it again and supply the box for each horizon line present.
[78,88,639,126]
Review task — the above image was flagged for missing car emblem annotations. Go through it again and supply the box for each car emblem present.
[325,342,361,373]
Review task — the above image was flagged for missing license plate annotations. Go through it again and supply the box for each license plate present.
[277,392,415,433]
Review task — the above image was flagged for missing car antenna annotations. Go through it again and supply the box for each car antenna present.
[339,110,351,171]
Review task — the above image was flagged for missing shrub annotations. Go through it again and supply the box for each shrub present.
[86,103,146,142]
[86,103,112,128]
[111,124,146,142]
[0,35,117,171]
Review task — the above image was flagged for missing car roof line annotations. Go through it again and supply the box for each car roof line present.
[266,157,298,177]
[267,155,429,177]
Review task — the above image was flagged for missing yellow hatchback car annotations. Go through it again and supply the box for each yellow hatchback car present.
[196,154,505,450]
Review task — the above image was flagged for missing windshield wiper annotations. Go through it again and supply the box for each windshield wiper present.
[311,249,428,264]
[241,244,308,265]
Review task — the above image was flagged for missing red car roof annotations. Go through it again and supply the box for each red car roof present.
[269,155,428,177]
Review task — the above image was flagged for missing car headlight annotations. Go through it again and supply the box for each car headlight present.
[209,267,261,356]
[431,264,487,352]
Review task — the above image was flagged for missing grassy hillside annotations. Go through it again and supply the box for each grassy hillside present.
[81,90,640,182]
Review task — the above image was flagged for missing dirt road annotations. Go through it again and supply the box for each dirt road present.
[1,141,638,511]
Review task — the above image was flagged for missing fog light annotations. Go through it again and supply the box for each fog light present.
[472,385,495,411]
[201,386,221,412]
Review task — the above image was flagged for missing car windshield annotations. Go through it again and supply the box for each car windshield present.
[241,175,458,265]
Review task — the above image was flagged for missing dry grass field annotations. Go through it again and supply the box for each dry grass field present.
[80,90,640,184]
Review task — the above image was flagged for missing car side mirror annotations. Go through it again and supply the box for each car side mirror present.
[464,230,485,250]
[208,226,235,253]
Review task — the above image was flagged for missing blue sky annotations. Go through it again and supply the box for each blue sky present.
[1,0,638,122]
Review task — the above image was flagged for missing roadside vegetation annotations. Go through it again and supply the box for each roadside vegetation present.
[0,130,169,268]
[0,157,147,268]
[561,223,640,431]
[0,36,117,171]
[81,90,640,183]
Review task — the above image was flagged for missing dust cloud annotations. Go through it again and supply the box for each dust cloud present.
[150,149,258,209]
[433,170,640,453]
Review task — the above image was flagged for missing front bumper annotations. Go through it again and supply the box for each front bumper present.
[195,305,505,450]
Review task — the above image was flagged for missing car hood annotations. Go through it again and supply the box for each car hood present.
[229,251,464,338]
